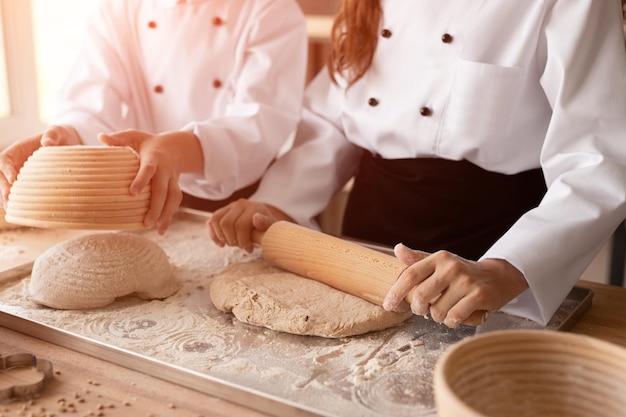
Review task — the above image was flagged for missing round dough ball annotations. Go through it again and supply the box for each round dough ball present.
[210,259,413,338]
[29,233,180,309]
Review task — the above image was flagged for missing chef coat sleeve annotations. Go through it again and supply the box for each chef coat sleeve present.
[482,0,626,324]
[179,0,308,199]
[49,1,138,145]
[250,70,364,229]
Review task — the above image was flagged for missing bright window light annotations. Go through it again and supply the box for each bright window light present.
[31,0,92,122]
[0,7,10,119]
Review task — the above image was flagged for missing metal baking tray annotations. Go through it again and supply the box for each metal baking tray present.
[0,209,593,417]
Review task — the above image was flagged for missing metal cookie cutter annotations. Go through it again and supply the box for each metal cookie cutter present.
[0,353,54,401]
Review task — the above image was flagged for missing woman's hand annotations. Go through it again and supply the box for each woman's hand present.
[207,199,292,253]
[383,243,529,328]
[99,130,202,234]
[0,125,81,204]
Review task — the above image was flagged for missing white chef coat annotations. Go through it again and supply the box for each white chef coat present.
[51,0,307,199]
[252,0,626,324]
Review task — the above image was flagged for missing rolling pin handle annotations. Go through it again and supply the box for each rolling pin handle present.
[251,228,265,245]
[462,309,490,326]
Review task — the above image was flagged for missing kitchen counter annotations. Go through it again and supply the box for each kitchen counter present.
[1,280,625,416]
[0,325,269,417]
[570,280,626,346]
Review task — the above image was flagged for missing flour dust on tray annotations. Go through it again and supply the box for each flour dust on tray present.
[210,258,413,338]
[28,232,180,309]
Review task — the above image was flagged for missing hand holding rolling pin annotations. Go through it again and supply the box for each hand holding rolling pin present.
[384,244,529,328]
[208,198,292,253]
[208,200,528,328]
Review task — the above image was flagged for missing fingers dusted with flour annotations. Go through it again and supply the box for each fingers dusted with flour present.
[382,244,430,314]
[383,243,529,328]
[207,199,292,253]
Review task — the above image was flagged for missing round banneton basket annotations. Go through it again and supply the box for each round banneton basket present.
[434,329,626,417]
[5,145,150,230]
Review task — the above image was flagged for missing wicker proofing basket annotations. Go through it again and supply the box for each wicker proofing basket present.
[5,145,150,230]
[434,329,626,417]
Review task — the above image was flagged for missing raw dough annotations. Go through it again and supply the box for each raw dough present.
[210,259,413,338]
[28,232,180,309]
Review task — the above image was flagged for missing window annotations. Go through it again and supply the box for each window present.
[31,0,92,121]
[0,7,10,119]
[0,0,90,149]
[0,0,40,148]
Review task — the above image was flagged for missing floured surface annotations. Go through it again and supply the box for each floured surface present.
[0,211,478,417]
[211,259,412,338]
[1,227,98,272]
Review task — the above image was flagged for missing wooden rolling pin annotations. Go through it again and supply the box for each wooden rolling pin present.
[252,221,487,326]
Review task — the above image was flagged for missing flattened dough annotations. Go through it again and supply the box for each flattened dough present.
[28,232,180,309]
[210,259,413,338]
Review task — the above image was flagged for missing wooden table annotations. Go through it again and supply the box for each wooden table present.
[1,280,625,417]
[0,326,270,417]
[570,280,626,347]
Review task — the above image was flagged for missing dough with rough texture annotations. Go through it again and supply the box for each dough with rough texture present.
[28,233,180,309]
[210,259,413,338]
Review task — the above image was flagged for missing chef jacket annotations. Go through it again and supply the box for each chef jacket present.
[252,0,626,324]
[51,0,307,199]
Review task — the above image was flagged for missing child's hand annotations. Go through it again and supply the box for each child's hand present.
[99,130,202,234]
[0,125,81,204]
[208,199,291,253]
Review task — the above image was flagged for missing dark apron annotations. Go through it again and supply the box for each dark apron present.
[342,152,547,260]
[181,181,259,213]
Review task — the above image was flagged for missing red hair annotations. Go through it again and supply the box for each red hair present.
[328,0,382,86]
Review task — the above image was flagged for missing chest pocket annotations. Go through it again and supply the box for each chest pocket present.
[439,59,524,166]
